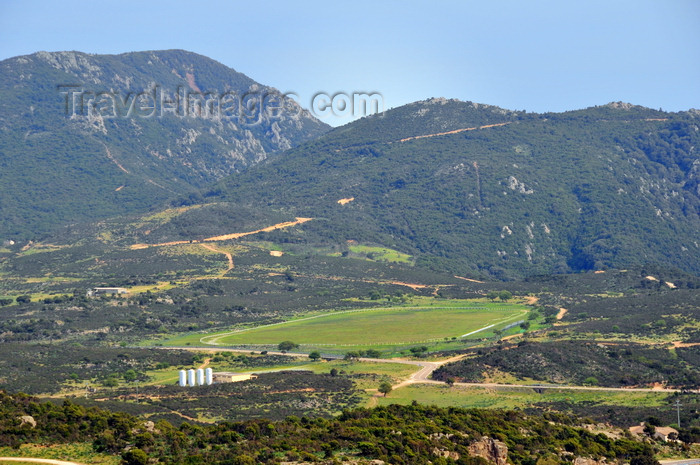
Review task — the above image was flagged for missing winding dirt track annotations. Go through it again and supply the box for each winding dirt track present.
[398,122,511,142]
[199,244,233,272]
[0,459,84,465]
[131,217,313,250]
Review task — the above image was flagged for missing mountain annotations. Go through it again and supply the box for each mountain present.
[0,49,329,240]
[206,98,700,278]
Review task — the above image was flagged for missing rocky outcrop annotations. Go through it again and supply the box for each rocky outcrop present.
[433,447,460,460]
[573,457,607,465]
[468,436,508,465]
[281,461,384,465]
[18,415,36,428]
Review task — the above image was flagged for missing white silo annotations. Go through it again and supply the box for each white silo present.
[205,368,213,385]
[196,368,205,386]
[187,369,196,387]
[178,370,187,387]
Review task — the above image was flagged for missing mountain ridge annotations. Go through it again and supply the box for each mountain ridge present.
[206,98,699,278]
[0,49,330,239]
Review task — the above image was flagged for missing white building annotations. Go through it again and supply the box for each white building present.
[86,287,128,297]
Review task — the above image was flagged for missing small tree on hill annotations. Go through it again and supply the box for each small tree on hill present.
[122,448,149,465]
[643,423,656,437]
[378,381,392,397]
[278,341,299,352]
[308,351,321,361]
[498,290,513,302]
[630,452,660,465]
[486,291,499,301]
[103,376,119,388]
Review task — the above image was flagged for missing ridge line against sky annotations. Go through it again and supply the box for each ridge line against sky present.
[0,0,698,126]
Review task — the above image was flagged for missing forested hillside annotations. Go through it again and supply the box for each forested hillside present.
[210,99,700,278]
[0,392,660,465]
[0,49,328,239]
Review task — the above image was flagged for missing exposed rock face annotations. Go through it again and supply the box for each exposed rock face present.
[468,436,508,465]
[281,461,384,465]
[19,415,36,428]
[433,447,460,460]
[573,457,607,465]
[0,49,330,239]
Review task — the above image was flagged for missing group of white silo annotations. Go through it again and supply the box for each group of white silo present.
[178,368,213,387]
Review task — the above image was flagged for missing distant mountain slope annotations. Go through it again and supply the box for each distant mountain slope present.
[210,98,700,278]
[0,49,329,239]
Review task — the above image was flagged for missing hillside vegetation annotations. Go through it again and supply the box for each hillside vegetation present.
[0,392,661,465]
[0,50,328,239]
[209,99,700,278]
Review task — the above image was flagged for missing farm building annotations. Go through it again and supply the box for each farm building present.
[87,287,129,297]
[628,423,679,442]
[212,372,258,383]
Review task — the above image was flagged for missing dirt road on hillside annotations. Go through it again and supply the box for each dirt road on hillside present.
[199,244,233,272]
[0,459,84,465]
[131,218,313,250]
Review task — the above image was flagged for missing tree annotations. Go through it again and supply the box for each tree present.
[308,351,321,361]
[643,423,656,437]
[445,378,455,387]
[123,369,138,382]
[344,351,360,360]
[122,448,149,465]
[278,341,299,352]
[231,455,256,465]
[329,368,338,377]
[103,377,119,388]
[16,295,31,304]
[378,381,392,397]
[486,291,499,301]
[498,290,513,302]
[630,452,660,465]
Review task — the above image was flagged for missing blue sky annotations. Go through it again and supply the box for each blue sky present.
[1,0,698,126]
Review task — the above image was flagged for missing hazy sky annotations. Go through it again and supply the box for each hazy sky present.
[1,0,698,126]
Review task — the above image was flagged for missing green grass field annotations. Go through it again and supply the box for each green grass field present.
[348,244,413,263]
[200,299,527,352]
[375,384,671,410]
